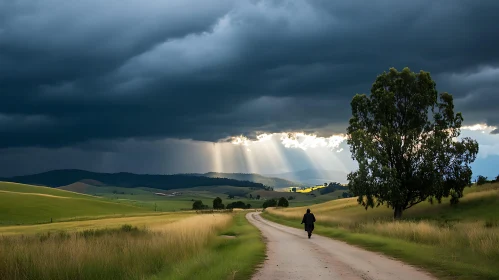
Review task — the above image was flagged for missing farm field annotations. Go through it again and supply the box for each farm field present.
[0,209,265,280]
[263,182,499,280]
[58,181,344,211]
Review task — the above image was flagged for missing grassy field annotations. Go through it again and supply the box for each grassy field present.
[0,212,194,236]
[263,182,499,279]
[0,211,265,280]
[0,180,342,227]
[151,212,266,280]
[0,182,152,225]
[60,181,343,210]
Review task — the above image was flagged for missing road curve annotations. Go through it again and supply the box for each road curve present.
[246,212,436,280]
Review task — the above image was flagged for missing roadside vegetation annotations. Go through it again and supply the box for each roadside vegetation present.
[264,182,499,279]
[0,211,264,280]
[151,212,265,280]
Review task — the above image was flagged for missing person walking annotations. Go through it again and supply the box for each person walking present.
[301,208,316,239]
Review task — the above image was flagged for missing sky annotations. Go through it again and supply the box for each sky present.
[0,0,498,179]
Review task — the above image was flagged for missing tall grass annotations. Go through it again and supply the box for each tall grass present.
[267,187,499,259]
[0,214,232,280]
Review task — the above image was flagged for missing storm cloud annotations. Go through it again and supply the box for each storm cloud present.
[1,0,499,150]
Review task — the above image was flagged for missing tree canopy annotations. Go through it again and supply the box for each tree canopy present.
[277,197,289,207]
[213,197,224,209]
[192,200,207,210]
[226,201,251,209]
[262,198,277,208]
[346,67,479,219]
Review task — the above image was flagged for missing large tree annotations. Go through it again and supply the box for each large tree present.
[346,67,479,219]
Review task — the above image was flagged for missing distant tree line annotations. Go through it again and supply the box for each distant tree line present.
[262,197,289,208]
[319,182,347,195]
[194,196,291,210]
[193,197,252,210]
[4,169,270,190]
[476,174,499,185]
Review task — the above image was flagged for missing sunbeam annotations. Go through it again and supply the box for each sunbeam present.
[211,142,224,173]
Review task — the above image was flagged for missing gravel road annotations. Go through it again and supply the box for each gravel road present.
[247,212,436,280]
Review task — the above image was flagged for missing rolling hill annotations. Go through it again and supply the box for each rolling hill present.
[265,169,349,185]
[0,181,150,225]
[190,172,303,188]
[1,169,269,190]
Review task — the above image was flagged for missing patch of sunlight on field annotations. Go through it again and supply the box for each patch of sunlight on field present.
[295,185,325,193]
[0,212,194,236]
[0,214,233,280]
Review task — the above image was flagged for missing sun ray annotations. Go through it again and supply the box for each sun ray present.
[211,142,224,173]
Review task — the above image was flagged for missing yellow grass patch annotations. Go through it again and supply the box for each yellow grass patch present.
[0,213,193,236]
[294,185,326,193]
[0,214,233,280]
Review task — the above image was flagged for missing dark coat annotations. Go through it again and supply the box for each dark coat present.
[301,213,316,232]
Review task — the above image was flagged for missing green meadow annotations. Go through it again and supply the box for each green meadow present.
[0,182,151,225]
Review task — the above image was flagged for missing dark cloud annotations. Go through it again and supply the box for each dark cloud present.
[1,0,499,149]
[0,138,344,177]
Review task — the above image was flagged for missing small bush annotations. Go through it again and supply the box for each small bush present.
[485,220,499,228]
[277,197,289,207]
[477,175,488,185]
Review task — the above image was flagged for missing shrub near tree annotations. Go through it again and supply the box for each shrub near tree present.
[476,175,488,185]
[192,200,207,210]
[346,67,479,219]
[262,198,277,209]
[277,197,289,207]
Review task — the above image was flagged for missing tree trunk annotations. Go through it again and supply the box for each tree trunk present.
[393,206,403,220]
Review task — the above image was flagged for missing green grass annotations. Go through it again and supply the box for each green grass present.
[61,181,344,211]
[150,212,266,280]
[263,183,499,280]
[62,184,261,211]
[0,182,151,225]
[0,181,93,199]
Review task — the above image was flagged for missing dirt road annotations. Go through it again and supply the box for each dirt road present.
[246,212,436,280]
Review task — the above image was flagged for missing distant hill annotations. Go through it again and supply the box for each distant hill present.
[189,172,302,188]
[265,169,349,185]
[2,169,269,190]
[79,179,106,186]
[58,181,97,193]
